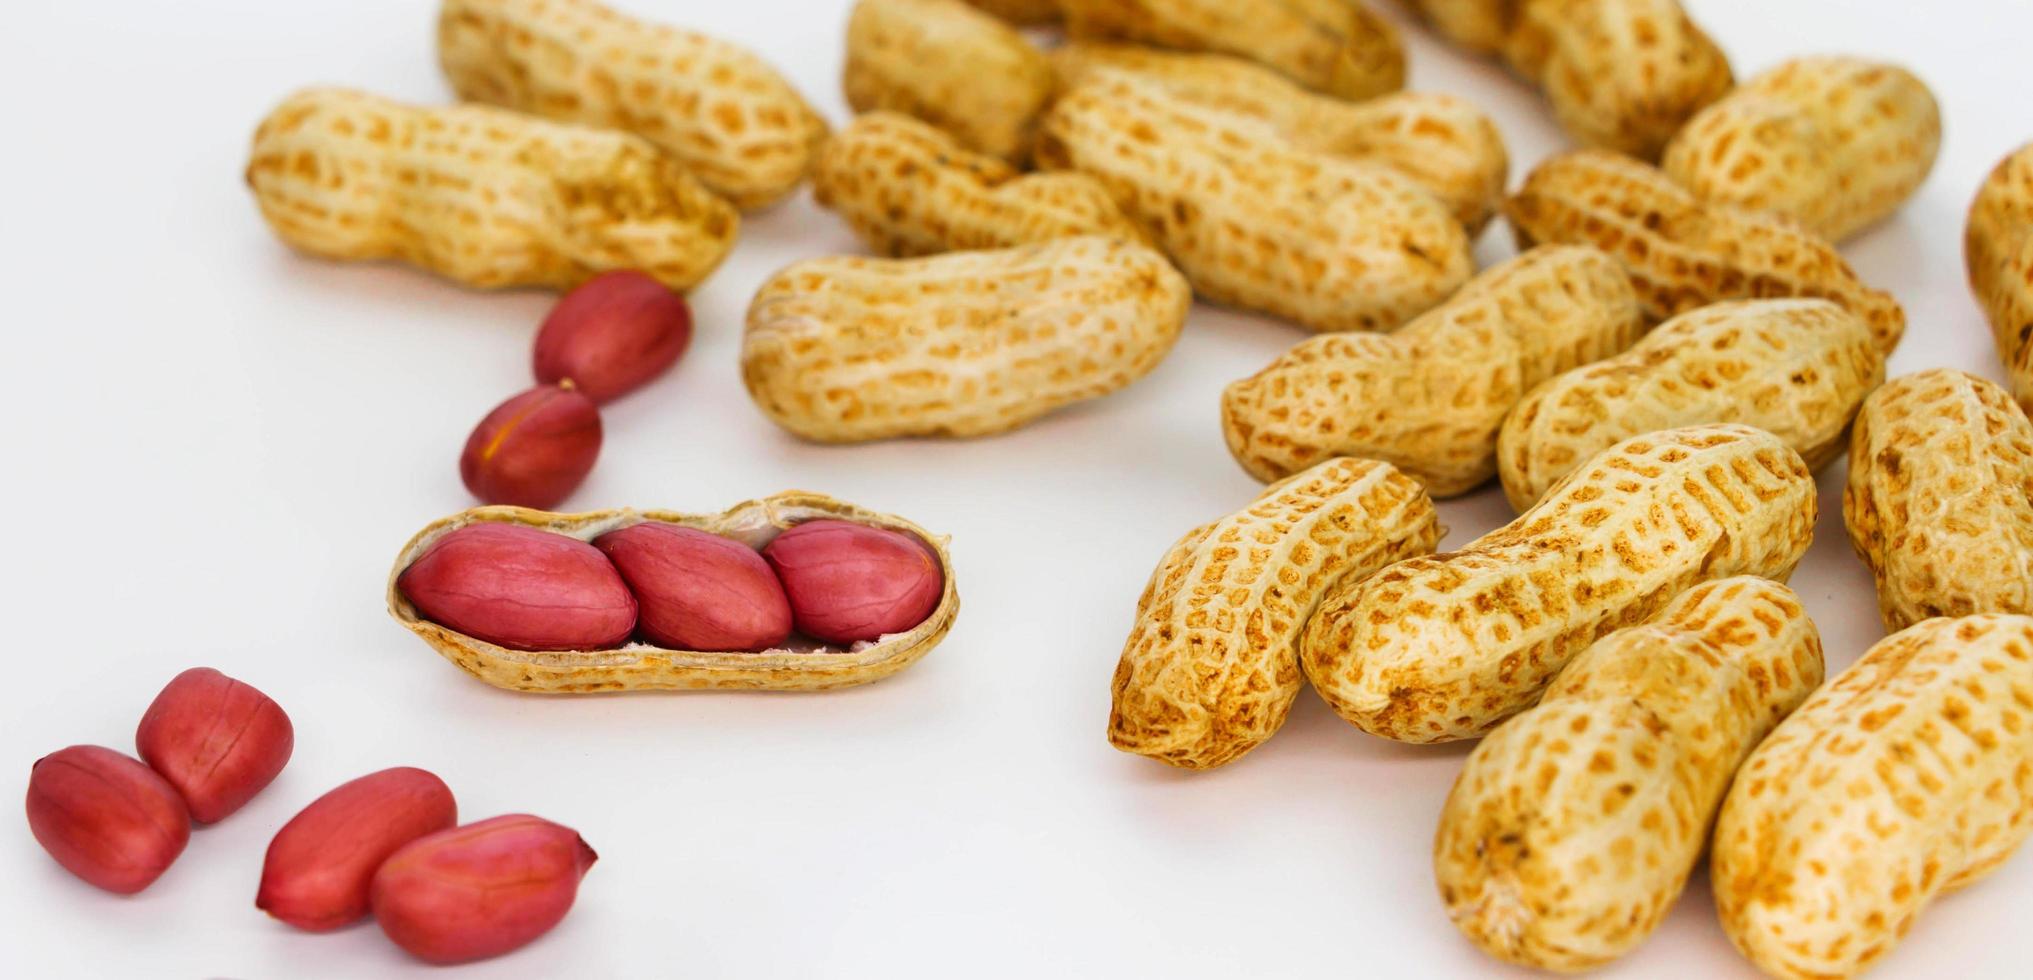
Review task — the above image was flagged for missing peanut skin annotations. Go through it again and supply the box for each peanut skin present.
[135,668,294,824]
[763,521,944,645]
[1059,0,1407,102]
[258,767,459,931]
[372,814,597,965]
[531,271,692,405]
[1968,142,2033,415]
[396,522,636,652]
[25,746,189,895]
[844,0,1054,163]
[597,523,794,652]
[459,384,603,511]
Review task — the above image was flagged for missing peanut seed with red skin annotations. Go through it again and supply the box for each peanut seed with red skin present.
[135,667,293,824]
[532,270,693,404]
[25,746,190,894]
[257,767,458,931]
[595,522,793,651]
[397,523,637,651]
[372,814,597,965]
[459,384,603,510]
[763,520,943,644]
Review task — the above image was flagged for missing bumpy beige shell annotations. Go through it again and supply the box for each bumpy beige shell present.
[1302,424,1818,743]
[388,493,958,693]
[1508,150,1907,352]
[844,0,1054,163]
[1222,247,1643,495]
[960,0,1061,25]
[1037,73,1472,333]
[1663,57,1942,241]
[1109,458,1442,770]
[1059,0,1406,102]
[1968,143,2033,414]
[1712,614,2033,980]
[1398,0,1510,53]
[437,0,827,211]
[1436,577,1824,972]
[1051,44,1508,232]
[245,88,738,291]
[1500,299,1885,511]
[1843,369,2033,632]
[742,236,1189,442]
[811,112,1143,257]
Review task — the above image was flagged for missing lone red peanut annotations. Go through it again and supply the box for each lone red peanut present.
[459,384,603,510]
[25,746,190,894]
[372,814,597,964]
[135,668,293,824]
[532,270,693,405]
[258,767,459,931]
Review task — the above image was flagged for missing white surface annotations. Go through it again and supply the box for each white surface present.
[2,0,2031,976]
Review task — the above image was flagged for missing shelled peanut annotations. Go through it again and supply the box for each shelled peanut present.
[1222,246,1643,496]
[1968,142,2033,413]
[1038,73,1471,333]
[1059,0,1405,102]
[1844,370,2033,631]
[389,492,958,692]
[1402,0,1732,159]
[1303,424,1817,743]
[26,747,190,895]
[742,236,1188,442]
[1436,578,1824,971]
[259,768,459,931]
[1712,614,2033,980]
[1051,44,1508,231]
[812,112,1144,257]
[844,0,1053,163]
[373,815,597,965]
[246,88,738,291]
[1663,57,1941,241]
[136,669,294,824]
[1109,458,1441,770]
[1499,299,1884,511]
[1508,150,1907,351]
[437,0,827,210]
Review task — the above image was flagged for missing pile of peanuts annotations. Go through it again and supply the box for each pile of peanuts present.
[36,0,2004,971]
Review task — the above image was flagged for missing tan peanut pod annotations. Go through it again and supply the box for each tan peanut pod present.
[1057,0,1406,103]
[1037,73,1473,333]
[1663,57,1942,241]
[1301,424,1818,744]
[1712,614,2033,980]
[1508,150,1907,352]
[742,236,1188,442]
[389,492,958,693]
[1110,458,1443,770]
[1968,142,2033,414]
[1051,44,1508,232]
[1842,369,2033,632]
[1397,0,1510,54]
[811,112,1143,257]
[245,88,738,292]
[1436,577,1825,972]
[1222,247,1643,495]
[959,0,1062,25]
[437,0,828,211]
[844,0,1054,163]
[1499,299,1885,512]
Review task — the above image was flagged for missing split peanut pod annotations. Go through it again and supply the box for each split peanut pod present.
[1663,56,1941,241]
[1109,458,1442,770]
[959,0,1061,25]
[1436,577,1824,972]
[1038,72,1472,333]
[1222,246,1643,496]
[1059,0,1406,103]
[437,0,828,211]
[1051,43,1508,232]
[387,493,958,692]
[245,88,738,291]
[812,112,1144,257]
[1499,298,1885,511]
[1712,614,2033,980]
[1508,150,1907,351]
[1302,424,1818,743]
[1968,142,2033,414]
[844,0,1053,163]
[1843,369,2033,631]
[742,236,1189,442]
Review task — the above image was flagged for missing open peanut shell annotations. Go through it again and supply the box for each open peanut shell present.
[387,491,958,693]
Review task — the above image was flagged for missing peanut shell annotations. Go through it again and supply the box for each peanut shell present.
[1059,0,1406,102]
[1968,142,2033,414]
[960,0,1061,24]
[844,0,1054,163]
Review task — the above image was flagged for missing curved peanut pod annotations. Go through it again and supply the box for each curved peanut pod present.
[844,0,1053,163]
[388,492,959,693]
[246,88,737,292]
[1664,57,1941,241]
[1436,577,1824,972]
[960,0,1061,24]
[1302,424,1818,743]
[1843,370,2033,631]
[1508,150,1907,352]
[742,236,1189,442]
[1038,73,1471,333]
[1222,246,1642,495]
[1110,458,1442,770]
[1500,299,1884,511]
[1397,0,1511,54]
[1968,143,2033,414]
[1499,0,1733,160]
[812,113,1144,257]
[1052,44,1508,232]
[437,0,827,211]
[1059,0,1406,102]
[1712,614,2033,980]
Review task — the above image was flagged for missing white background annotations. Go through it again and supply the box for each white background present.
[2,0,2030,976]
